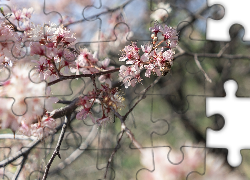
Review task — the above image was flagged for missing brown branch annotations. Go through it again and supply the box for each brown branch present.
[50,57,62,78]
[12,155,27,180]
[0,138,40,168]
[49,125,98,175]
[104,124,125,179]
[0,8,24,33]
[217,42,230,57]
[124,76,161,120]
[49,98,79,119]
[124,126,142,151]
[42,113,71,180]
[0,98,79,168]
[48,68,120,86]
[194,53,212,83]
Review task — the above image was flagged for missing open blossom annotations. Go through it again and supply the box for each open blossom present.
[97,58,115,87]
[0,20,22,66]
[119,65,142,88]
[19,116,56,140]
[70,48,99,75]
[149,23,162,35]
[53,24,76,45]
[119,42,140,62]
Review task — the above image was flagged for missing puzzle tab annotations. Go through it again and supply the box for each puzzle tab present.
[206,79,250,167]
[207,0,250,41]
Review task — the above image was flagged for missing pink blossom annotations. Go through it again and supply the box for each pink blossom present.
[119,65,141,88]
[163,49,174,62]
[119,42,140,62]
[22,7,34,19]
[162,25,178,41]
[97,58,115,86]
[53,25,76,45]
[27,116,56,140]
[149,23,162,35]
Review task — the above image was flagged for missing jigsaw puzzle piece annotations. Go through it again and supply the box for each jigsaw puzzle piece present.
[189,148,248,179]
[125,90,221,157]
[137,145,205,180]
[131,20,209,114]
[132,58,205,114]
[0,62,47,117]
[44,0,92,23]
[2,1,61,28]
[203,54,250,97]
[206,80,250,167]
[88,21,131,59]
[207,0,250,41]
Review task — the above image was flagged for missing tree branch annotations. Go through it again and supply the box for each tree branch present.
[48,68,119,86]
[104,124,125,179]
[42,113,71,180]
[49,125,98,175]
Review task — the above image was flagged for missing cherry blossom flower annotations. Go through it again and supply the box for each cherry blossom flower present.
[97,58,115,86]
[19,116,56,140]
[119,65,142,88]
[149,22,162,35]
[119,42,140,62]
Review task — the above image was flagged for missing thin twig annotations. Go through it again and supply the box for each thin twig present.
[12,155,27,180]
[0,99,79,168]
[48,68,119,86]
[42,113,71,180]
[217,42,230,57]
[124,126,142,151]
[124,76,161,120]
[49,125,98,175]
[194,54,212,83]
[0,8,24,33]
[104,123,125,179]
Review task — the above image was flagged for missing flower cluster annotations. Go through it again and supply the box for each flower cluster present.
[76,84,124,125]
[10,7,34,30]
[118,22,178,88]
[26,22,76,81]
[70,48,115,86]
